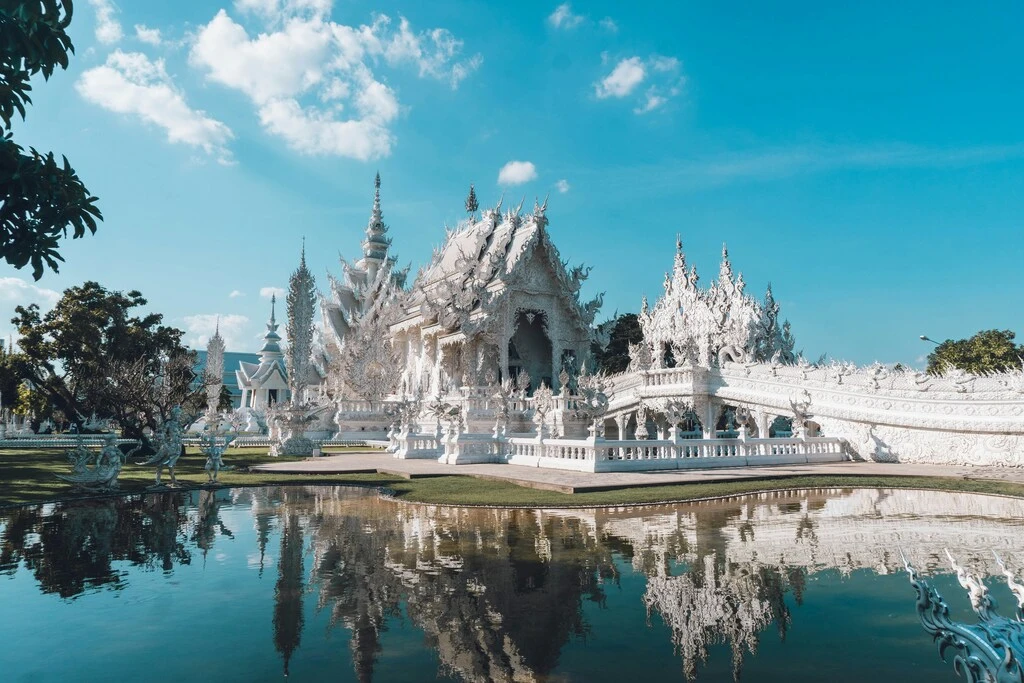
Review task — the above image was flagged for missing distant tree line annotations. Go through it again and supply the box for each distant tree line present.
[926,329,1023,376]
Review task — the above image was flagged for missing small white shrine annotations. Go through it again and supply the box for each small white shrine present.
[236,295,290,410]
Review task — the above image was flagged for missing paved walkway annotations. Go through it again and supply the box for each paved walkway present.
[252,452,1024,494]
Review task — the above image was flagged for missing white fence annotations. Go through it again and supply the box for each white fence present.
[407,430,849,472]
[0,436,140,449]
[504,435,847,472]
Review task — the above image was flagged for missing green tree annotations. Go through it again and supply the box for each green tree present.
[1,0,102,279]
[14,381,49,429]
[0,341,30,411]
[216,383,233,412]
[926,329,1024,375]
[11,281,202,436]
[592,313,643,374]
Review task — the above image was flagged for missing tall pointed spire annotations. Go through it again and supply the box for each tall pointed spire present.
[719,242,734,283]
[673,235,686,277]
[361,173,391,267]
[260,294,283,361]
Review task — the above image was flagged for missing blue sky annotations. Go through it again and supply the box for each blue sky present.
[2,0,1022,366]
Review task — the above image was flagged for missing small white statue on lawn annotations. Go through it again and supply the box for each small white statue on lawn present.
[199,427,236,483]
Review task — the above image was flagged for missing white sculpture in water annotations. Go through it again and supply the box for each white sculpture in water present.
[138,406,185,486]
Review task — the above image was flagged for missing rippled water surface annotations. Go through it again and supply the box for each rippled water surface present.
[2,486,1023,682]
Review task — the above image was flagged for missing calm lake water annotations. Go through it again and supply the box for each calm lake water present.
[2,486,1022,682]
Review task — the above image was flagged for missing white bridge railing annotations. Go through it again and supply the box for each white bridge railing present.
[396,429,849,471]
[504,435,847,472]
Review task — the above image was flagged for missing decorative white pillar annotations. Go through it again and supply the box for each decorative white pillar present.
[614,414,626,440]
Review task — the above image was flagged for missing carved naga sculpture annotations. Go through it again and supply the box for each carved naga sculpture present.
[902,548,1024,682]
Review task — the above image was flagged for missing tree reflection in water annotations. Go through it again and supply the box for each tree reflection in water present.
[2,486,1023,681]
[0,492,191,597]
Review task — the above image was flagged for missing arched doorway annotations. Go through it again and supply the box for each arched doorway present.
[508,310,553,394]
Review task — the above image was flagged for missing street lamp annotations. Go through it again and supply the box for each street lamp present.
[919,335,940,345]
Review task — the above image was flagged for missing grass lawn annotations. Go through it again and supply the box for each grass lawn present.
[3,447,1024,509]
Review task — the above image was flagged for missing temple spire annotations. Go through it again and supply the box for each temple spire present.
[260,294,283,362]
[465,183,478,217]
[361,173,391,269]
[719,242,734,283]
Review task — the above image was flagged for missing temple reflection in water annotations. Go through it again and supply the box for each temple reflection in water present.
[2,486,1023,681]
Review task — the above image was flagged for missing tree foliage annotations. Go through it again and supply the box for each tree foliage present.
[592,314,644,374]
[217,383,233,412]
[0,340,29,409]
[1,0,102,279]
[11,281,204,436]
[926,329,1024,375]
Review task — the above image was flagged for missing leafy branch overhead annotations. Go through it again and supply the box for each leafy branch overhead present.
[0,0,102,279]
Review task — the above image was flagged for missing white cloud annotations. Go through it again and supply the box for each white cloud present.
[258,96,394,159]
[182,313,251,350]
[0,277,62,348]
[596,55,685,113]
[548,3,585,29]
[260,286,286,299]
[595,57,645,98]
[229,290,245,298]
[599,17,618,32]
[651,56,680,72]
[0,277,61,308]
[134,24,163,46]
[88,0,122,45]
[190,11,334,105]
[235,0,332,21]
[76,51,234,163]
[555,178,570,193]
[189,9,479,160]
[498,161,538,186]
[634,88,666,114]
[383,17,483,89]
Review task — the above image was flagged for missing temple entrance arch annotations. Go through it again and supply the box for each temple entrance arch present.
[508,310,553,394]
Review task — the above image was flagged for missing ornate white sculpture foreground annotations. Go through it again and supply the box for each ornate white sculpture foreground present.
[56,434,141,492]
[903,549,1024,682]
[138,407,185,486]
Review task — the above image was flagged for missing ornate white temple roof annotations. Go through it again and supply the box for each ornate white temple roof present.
[395,197,602,337]
[237,295,288,389]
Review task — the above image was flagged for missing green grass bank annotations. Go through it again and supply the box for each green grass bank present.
[3,447,1023,509]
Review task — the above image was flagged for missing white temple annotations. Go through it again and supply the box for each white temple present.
[232,175,1024,468]
[236,295,289,410]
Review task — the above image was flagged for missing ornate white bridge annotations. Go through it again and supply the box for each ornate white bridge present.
[362,356,1024,472]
